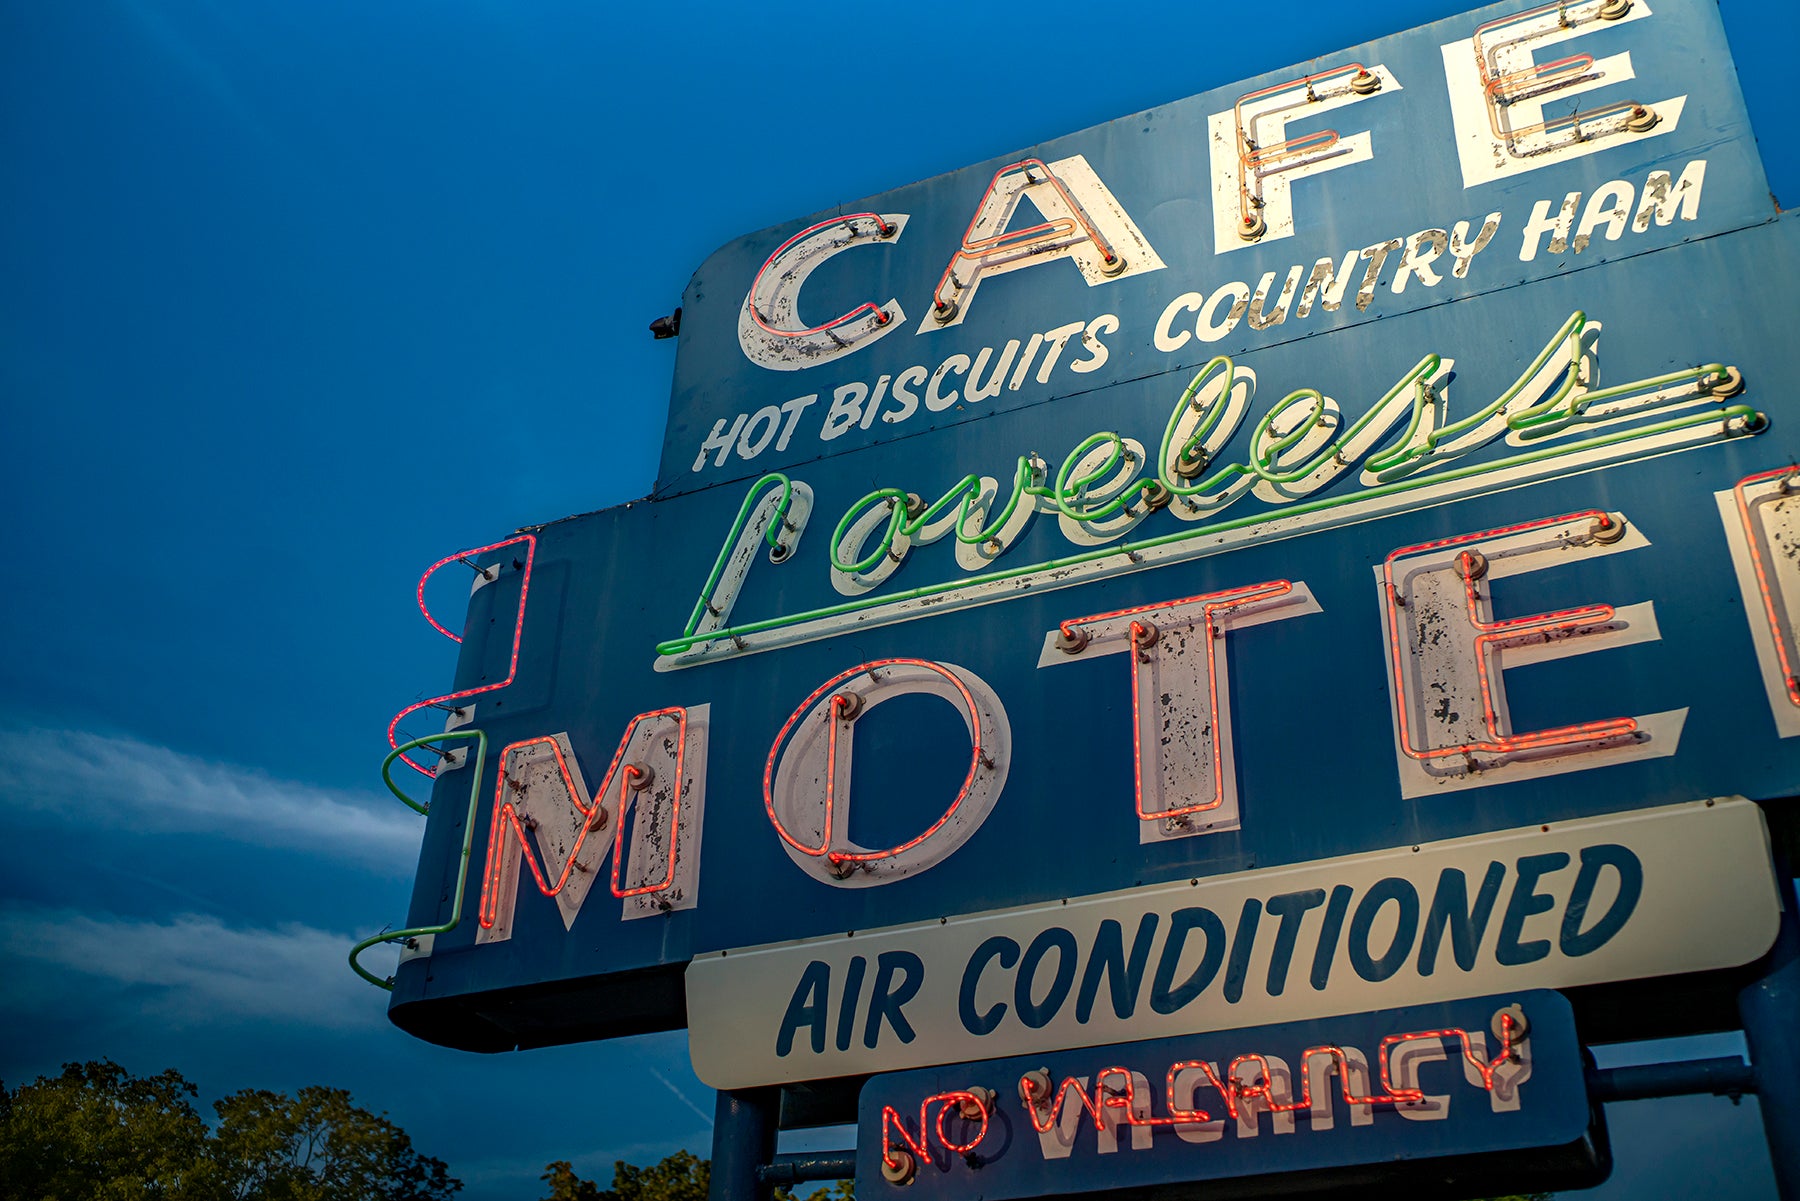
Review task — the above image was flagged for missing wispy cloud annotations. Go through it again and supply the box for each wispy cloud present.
[0,904,386,1030]
[0,726,422,872]
[646,1065,714,1127]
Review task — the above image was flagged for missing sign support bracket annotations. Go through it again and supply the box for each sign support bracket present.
[1589,1057,1755,1103]
[756,1153,857,1189]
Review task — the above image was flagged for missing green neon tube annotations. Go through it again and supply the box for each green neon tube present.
[830,458,1048,575]
[1248,357,1443,486]
[1508,363,1731,436]
[1365,310,1587,476]
[349,729,489,991]
[655,403,1760,658]
[681,473,794,639]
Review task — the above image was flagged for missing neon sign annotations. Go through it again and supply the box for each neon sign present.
[879,1090,993,1185]
[737,213,907,371]
[854,993,1599,1197]
[721,0,1691,382]
[467,470,1781,947]
[1448,0,1682,187]
[695,151,1715,481]
[366,0,1796,1123]
[1013,1009,1522,1142]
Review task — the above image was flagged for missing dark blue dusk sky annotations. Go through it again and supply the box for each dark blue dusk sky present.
[4,2,1796,1197]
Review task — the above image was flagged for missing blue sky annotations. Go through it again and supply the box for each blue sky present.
[3,1,1795,1197]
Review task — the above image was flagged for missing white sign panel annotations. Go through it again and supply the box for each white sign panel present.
[686,798,1779,1088]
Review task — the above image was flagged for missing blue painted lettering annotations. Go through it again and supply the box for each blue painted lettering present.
[1150,907,1227,1014]
[1263,889,1326,997]
[1015,927,1078,1029]
[1496,852,1571,966]
[959,936,1019,1036]
[1560,844,1643,957]
[776,960,831,1057]
[1075,914,1159,1023]
[1349,877,1420,982]
[864,950,924,1049]
[1418,863,1505,976]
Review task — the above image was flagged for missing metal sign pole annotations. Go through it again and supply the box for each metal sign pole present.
[1740,804,1800,1196]
[707,1088,778,1201]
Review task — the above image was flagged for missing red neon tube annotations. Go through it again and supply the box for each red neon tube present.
[390,534,536,777]
[931,159,1118,313]
[763,659,984,866]
[881,1091,988,1170]
[1060,581,1293,821]
[748,213,894,338]
[1382,512,1636,762]
[1735,467,1800,706]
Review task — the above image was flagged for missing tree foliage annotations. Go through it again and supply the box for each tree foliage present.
[0,1060,458,1201]
[0,1060,217,1201]
[604,1150,711,1201]
[541,1151,714,1201]
[539,1151,853,1201]
[540,1162,604,1201]
[211,1085,459,1201]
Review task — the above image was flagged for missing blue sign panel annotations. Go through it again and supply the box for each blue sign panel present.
[853,991,1603,1200]
[656,0,1768,500]
[374,0,1796,1063]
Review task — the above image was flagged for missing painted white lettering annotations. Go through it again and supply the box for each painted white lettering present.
[1008,333,1046,391]
[967,341,1021,403]
[927,354,971,411]
[1447,213,1502,278]
[1070,316,1118,373]
[1198,283,1250,343]
[1247,266,1305,330]
[693,412,746,472]
[858,375,894,432]
[886,367,927,425]
[774,394,819,452]
[1391,229,1448,293]
[821,382,868,442]
[1296,252,1359,318]
[1036,320,1089,383]
[1634,160,1707,231]
[738,405,783,459]
[1355,238,1404,310]
[1154,293,1204,353]
[1573,181,1635,252]
[1519,192,1580,262]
